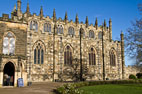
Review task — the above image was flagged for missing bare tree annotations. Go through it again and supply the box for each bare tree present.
[125,3,142,66]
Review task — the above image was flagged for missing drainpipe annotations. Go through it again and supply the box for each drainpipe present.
[53,23,56,82]
[80,26,83,81]
[102,25,105,81]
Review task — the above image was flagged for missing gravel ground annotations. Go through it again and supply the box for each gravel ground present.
[0,82,64,94]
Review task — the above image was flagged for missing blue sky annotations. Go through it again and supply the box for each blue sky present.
[0,0,141,66]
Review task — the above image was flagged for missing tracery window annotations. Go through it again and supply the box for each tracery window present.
[68,27,74,36]
[3,32,15,55]
[34,42,44,64]
[98,32,102,39]
[110,50,116,66]
[57,25,63,34]
[44,23,51,33]
[64,46,72,65]
[89,48,96,65]
[89,30,94,38]
[30,21,38,32]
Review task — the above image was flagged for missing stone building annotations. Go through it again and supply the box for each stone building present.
[0,0,125,87]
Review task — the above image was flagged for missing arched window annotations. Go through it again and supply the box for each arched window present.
[3,32,15,55]
[89,30,94,38]
[30,21,38,32]
[34,49,36,64]
[64,46,72,65]
[98,32,102,39]
[89,48,96,65]
[57,25,63,34]
[68,27,74,36]
[110,50,116,66]
[44,23,51,33]
[34,42,44,64]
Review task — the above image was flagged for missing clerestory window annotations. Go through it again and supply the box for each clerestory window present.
[30,21,38,32]
[44,23,51,33]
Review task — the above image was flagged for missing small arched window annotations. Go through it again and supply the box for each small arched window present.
[57,25,63,34]
[34,42,44,64]
[68,27,74,36]
[64,46,72,65]
[110,50,116,66]
[30,21,38,32]
[89,30,94,38]
[44,23,51,33]
[89,48,96,65]
[3,32,15,55]
[98,32,102,39]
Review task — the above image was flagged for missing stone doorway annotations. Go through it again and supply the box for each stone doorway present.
[3,62,15,86]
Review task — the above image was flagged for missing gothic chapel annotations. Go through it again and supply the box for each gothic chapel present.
[0,0,125,87]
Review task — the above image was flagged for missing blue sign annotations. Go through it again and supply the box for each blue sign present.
[18,78,24,87]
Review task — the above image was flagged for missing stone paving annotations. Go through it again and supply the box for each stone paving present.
[0,82,64,94]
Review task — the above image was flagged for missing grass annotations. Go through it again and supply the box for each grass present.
[79,84,142,94]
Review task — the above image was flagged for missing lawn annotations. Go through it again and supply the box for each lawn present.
[79,84,142,94]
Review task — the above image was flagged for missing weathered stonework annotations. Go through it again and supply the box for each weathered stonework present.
[0,0,128,86]
[125,66,142,79]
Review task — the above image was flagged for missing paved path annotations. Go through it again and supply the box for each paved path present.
[0,82,64,94]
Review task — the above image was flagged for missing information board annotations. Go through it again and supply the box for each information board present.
[18,78,24,87]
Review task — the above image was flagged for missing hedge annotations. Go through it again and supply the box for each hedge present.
[54,80,142,94]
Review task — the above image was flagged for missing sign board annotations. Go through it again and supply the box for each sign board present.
[18,78,24,87]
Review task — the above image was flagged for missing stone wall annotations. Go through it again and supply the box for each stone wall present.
[125,66,141,79]
[0,21,27,57]
[25,15,123,82]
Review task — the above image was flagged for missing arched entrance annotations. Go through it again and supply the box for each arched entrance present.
[3,62,15,86]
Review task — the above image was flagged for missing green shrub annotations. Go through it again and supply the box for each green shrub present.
[129,74,137,80]
[56,84,84,94]
[136,73,142,79]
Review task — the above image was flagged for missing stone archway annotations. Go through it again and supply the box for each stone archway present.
[3,62,15,86]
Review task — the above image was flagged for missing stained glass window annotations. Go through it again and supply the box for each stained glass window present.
[34,42,44,64]
[64,46,72,65]
[89,48,96,65]
[110,50,116,66]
